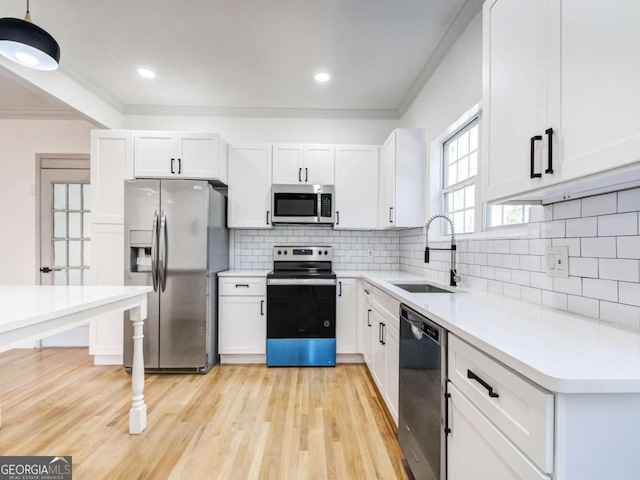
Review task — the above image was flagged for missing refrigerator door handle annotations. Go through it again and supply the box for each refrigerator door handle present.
[151,210,159,292]
[159,211,168,292]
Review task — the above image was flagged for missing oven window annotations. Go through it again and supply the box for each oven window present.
[267,284,336,338]
[274,193,317,217]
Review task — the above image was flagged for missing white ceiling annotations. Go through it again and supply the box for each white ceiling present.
[0,0,479,119]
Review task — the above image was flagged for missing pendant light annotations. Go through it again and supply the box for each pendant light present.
[0,0,60,71]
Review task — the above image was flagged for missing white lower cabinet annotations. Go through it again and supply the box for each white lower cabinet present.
[336,278,357,354]
[218,276,266,361]
[448,384,550,480]
[361,283,374,367]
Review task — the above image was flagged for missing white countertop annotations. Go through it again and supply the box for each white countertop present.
[0,286,152,334]
[218,270,270,277]
[221,269,640,393]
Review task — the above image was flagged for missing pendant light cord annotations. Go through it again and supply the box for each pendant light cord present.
[24,0,32,22]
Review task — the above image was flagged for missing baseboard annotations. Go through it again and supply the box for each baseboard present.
[337,353,365,363]
[220,354,266,364]
[93,354,123,365]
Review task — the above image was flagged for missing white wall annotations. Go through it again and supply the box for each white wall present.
[124,115,399,145]
[0,119,94,284]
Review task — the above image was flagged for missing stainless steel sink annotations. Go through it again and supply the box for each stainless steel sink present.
[391,283,454,293]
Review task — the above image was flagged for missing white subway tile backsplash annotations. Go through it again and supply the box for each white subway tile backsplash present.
[617,237,640,259]
[599,259,640,282]
[582,193,617,217]
[568,295,599,319]
[552,238,581,257]
[599,301,640,330]
[581,237,616,258]
[530,272,553,291]
[541,220,566,238]
[503,283,521,299]
[553,199,581,219]
[598,213,638,237]
[521,286,542,305]
[583,278,618,302]
[618,187,640,213]
[553,276,582,296]
[519,255,542,272]
[566,217,597,238]
[511,270,530,286]
[487,254,503,267]
[495,268,511,283]
[502,254,520,269]
[569,257,598,278]
[529,205,553,223]
[529,239,551,255]
[619,282,640,307]
[543,291,568,310]
[510,240,529,254]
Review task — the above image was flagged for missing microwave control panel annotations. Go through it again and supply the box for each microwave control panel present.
[320,194,332,217]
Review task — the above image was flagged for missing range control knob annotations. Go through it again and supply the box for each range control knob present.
[277,250,282,255]
[318,251,322,255]
[324,250,329,255]
[284,250,288,255]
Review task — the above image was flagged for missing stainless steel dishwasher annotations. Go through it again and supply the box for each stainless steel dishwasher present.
[398,304,447,480]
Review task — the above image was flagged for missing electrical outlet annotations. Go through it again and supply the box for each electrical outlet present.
[367,249,374,257]
[545,246,569,278]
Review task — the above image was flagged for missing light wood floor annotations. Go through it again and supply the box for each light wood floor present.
[0,348,408,479]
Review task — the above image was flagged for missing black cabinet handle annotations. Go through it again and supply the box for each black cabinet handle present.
[389,207,393,223]
[39,267,60,273]
[235,284,250,288]
[178,158,182,174]
[367,309,371,327]
[260,300,264,316]
[338,281,342,297]
[381,323,386,345]
[298,167,302,182]
[170,158,175,174]
[530,135,542,178]
[467,369,499,398]
[266,211,270,225]
[305,168,308,182]
[545,128,554,174]
[336,211,340,225]
[379,323,383,343]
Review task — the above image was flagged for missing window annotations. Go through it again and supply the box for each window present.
[442,118,478,234]
[487,204,531,228]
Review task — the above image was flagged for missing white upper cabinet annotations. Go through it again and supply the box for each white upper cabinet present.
[334,145,379,229]
[228,143,273,229]
[272,143,335,185]
[482,0,640,203]
[380,128,424,229]
[134,131,228,182]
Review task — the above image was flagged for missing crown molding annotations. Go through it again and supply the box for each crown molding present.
[0,107,81,120]
[123,104,400,120]
[396,0,483,118]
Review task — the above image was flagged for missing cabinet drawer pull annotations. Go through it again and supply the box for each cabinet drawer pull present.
[336,211,340,225]
[298,167,302,182]
[170,158,175,174]
[545,128,554,174]
[266,210,270,225]
[235,284,250,288]
[338,281,342,297]
[305,168,308,182]
[467,369,499,398]
[178,158,182,174]
[381,323,386,345]
[367,309,371,327]
[389,206,394,223]
[530,135,542,178]
[260,300,265,316]
[379,322,383,343]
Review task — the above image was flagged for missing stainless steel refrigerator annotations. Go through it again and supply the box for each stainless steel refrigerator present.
[123,179,228,373]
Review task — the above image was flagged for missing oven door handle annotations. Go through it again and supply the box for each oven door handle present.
[267,278,337,286]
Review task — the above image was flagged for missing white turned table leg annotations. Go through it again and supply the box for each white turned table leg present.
[128,297,147,434]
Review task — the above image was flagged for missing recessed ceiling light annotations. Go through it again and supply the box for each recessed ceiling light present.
[137,68,155,79]
[314,72,330,83]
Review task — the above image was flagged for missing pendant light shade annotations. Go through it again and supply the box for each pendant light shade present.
[0,8,60,71]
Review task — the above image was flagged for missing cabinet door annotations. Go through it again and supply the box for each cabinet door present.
[134,131,177,178]
[91,130,133,224]
[371,310,386,391]
[481,0,551,202]
[382,132,396,228]
[272,144,304,184]
[228,144,273,228]
[334,146,379,229]
[556,0,640,182]
[303,145,335,185]
[448,384,550,480]
[219,296,266,354]
[362,303,374,367]
[336,278,357,354]
[177,132,220,180]
[383,321,399,424]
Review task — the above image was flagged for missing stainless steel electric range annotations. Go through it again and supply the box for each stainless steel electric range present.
[266,246,336,367]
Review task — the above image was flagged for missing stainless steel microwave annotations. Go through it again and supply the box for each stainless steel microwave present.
[271,184,334,224]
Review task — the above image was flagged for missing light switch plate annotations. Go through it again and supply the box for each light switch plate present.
[546,246,569,278]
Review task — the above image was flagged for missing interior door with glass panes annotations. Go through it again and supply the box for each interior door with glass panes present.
[39,166,91,346]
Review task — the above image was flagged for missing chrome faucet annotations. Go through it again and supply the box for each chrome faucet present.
[424,214,461,287]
